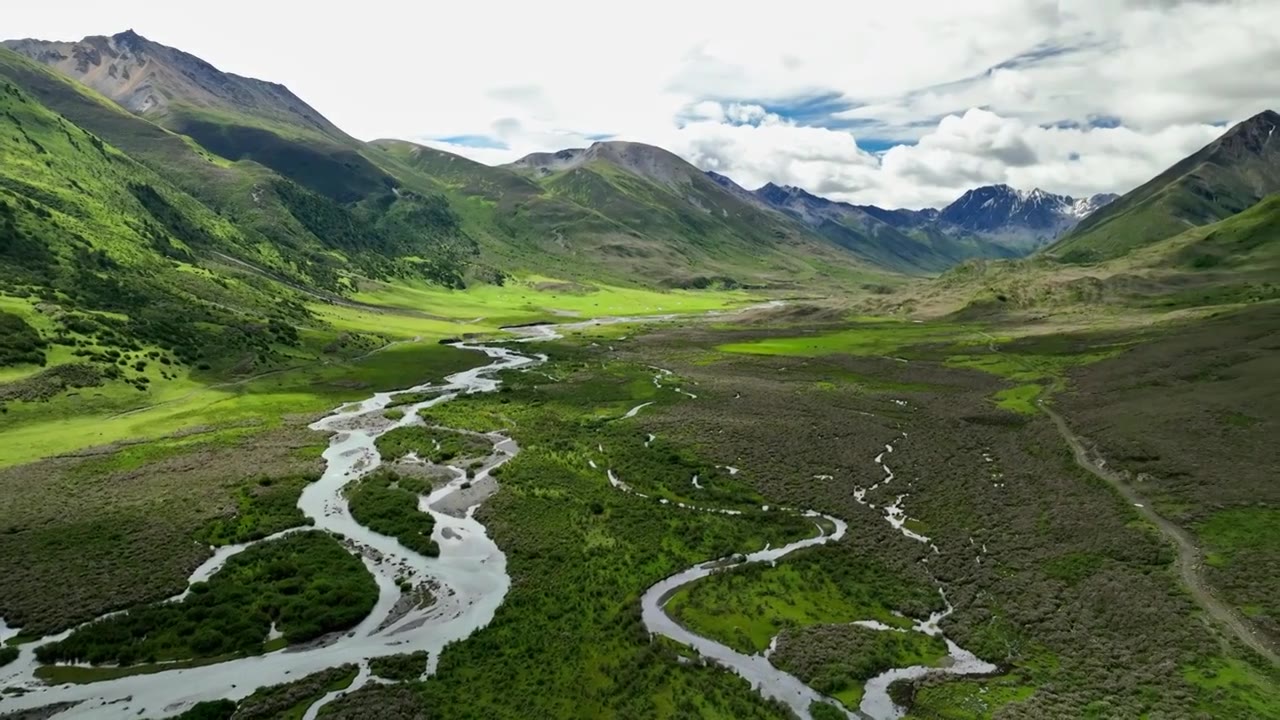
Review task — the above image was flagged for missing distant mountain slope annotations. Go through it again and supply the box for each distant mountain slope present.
[889,126,1280,319]
[937,185,1117,248]
[741,181,1019,273]
[1050,110,1280,261]
[4,31,392,203]
[851,204,938,230]
[906,192,1280,318]
[505,141,802,245]
[738,176,1116,265]
[3,30,900,286]
[0,47,478,290]
[3,30,349,141]
[499,140,898,284]
[11,28,1116,290]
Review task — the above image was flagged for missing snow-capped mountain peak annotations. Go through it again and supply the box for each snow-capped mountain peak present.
[938,184,1117,238]
[1069,193,1121,218]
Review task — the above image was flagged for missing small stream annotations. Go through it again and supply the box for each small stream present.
[622,380,997,720]
[0,303,994,720]
[641,515,853,718]
[0,340,540,719]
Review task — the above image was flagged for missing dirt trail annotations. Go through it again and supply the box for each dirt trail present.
[1040,401,1279,665]
[969,331,1276,663]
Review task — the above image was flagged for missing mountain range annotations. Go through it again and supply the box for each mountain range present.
[0,28,1276,314]
[735,178,1119,264]
[0,29,1131,285]
[895,109,1280,317]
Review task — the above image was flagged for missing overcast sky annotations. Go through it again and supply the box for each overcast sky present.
[7,0,1279,208]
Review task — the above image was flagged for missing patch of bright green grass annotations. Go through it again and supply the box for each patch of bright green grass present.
[665,559,931,654]
[309,303,491,339]
[0,340,477,467]
[943,349,1120,383]
[1041,552,1105,586]
[354,277,755,325]
[1194,507,1280,625]
[716,321,1125,416]
[993,383,1042,414]
[717,320,976,358]
[903,677,1036,720]
[1196,508,1280,565]
[1183,656,1280,720]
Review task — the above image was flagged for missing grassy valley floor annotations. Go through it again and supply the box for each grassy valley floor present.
[3,294,1277,720]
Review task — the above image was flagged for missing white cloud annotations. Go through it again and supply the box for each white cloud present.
[5,0,1277,207]
[661,108,1223,209]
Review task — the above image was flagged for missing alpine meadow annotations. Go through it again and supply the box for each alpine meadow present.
[0,5,1277,720]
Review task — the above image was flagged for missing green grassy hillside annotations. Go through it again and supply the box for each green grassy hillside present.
[1169,193,1280,271]
[0,49,476,292]
[372,138,895,288]
[3,32,900,290]
[1050,110,1280,262]
[0,65,501,467]
[896,111,1280,320]
[3,31,391,205]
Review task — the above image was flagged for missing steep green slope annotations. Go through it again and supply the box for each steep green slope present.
[370,138,893,288]
[0,73,313,379]
[1050,110,1280,261]
[497,141,890,286]
[1169,193,1280,271]
[366,138,632,279]
[0,73,512,474]
[4,31,392,203]
[0,48,478,291]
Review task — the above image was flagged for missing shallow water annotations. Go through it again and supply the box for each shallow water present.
[627,404,998,720]
[0,302,995,719]
[639,514,856,720]
[0,341,539,719]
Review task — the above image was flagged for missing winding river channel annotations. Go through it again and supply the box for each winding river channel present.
[0,306,992,720]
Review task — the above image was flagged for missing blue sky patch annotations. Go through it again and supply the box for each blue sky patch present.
[857,138,904,153]
[1086,115,1122,129]
[750,91,857,126]
[435,134,510,150]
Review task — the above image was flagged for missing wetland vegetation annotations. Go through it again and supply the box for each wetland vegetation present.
[347,469,441,557]
[34,532,376,665]
[2,301,1276,720]
[1,19,1277,720]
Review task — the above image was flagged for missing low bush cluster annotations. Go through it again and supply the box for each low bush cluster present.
[375,425,491,464]
[369,650,429,681]
[348,470,439,557]
[34,531,376,665]
[0,310,45,367]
